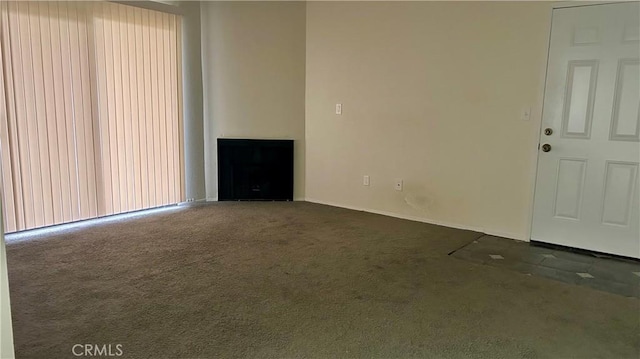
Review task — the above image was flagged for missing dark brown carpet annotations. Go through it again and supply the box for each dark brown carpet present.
[5,202,640,358]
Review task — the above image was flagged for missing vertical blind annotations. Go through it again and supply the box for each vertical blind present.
[0,1,184,233]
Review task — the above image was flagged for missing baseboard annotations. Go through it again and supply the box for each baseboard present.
[487,230,527,242]
[304,198,522,241]
[183,196,523,241]
[178,198,207,205]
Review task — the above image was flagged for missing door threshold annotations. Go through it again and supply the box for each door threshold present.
[530,241,640,264]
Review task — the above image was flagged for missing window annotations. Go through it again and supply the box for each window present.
[0,1,184,232]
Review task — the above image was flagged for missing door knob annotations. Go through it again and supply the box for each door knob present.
[544,128,553,136]
[541,144,551,152]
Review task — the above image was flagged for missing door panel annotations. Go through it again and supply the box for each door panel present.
[532,2,640,258]
[562,60,598,138]
[610,59,640,141]
[553,159,587,220]
[601,161,638,226]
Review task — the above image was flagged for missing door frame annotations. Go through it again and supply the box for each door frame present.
[526,0,638,243]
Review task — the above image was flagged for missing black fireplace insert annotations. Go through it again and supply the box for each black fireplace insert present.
[217,139,294,201]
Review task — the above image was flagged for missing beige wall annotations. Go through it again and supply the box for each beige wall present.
[305,1,552,240]
[180,1,207,202]
[0,207,14,358]
[201,1,306,200]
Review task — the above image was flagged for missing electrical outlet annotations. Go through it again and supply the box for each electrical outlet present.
[187,198,195,202]
[363,175,370,186]
[394,179,403,191]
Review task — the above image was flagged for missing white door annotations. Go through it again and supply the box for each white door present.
[532,2,640,258]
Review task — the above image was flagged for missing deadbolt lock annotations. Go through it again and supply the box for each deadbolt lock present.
[544,128,553,136]
[541,144,551,152]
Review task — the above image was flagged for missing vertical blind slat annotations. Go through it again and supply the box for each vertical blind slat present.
[15,2,38,228]
[177,16,184,201]
[39,2,62,224]
[163,13,174,205]
[95,2,114,216]
[104,2,120,215]
[0,1,17,232]
[149,14,159,208]
[0,16,16,232]
[24,2,43,227]
[45,4,59,222]
[120,4,134,212]
[160,14,169,206]
[124,6,133,210]
[31,2,55,226]
[52,2,73,223]
[142,9,153,208]
[68,3,89,220]
[78,4,98,219]
[60,1,81,221]
[171,16,180,204]
[126,6,142,210]
[86,2,104,218]
[134,7,149,209]
[111,3,126,214]
[1,2,24,230]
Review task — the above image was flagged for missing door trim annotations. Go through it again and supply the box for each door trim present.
[526,4,555,242]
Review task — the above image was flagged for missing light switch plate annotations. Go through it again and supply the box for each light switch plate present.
[363,175,370,186]
[336,103,342,115]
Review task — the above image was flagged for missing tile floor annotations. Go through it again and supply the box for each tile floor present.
[451,235,640,298]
